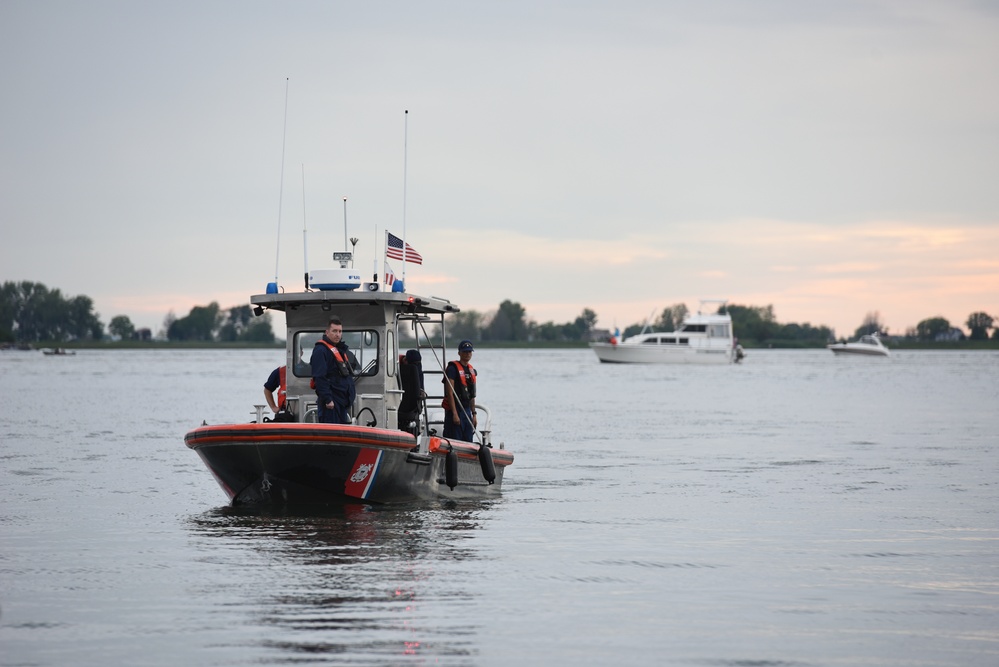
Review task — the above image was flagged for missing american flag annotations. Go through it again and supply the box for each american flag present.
[384,261,396,285]
[386,232,423,265]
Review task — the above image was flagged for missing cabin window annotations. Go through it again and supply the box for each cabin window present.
[387,330,396,377]
[642,337,660,345]
[708,324,730,338]
[292,329,380,378]
[681,324,706,333]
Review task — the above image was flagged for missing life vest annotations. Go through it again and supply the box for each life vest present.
[310,339,353,388]
[277,365,287,409]
[442,361,476,410]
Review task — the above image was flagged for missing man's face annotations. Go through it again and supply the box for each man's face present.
[326,323,343,343]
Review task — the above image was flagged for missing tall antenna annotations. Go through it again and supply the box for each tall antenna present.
[401,109,409,283]
[269,77,290,294]
[301,163,309,290]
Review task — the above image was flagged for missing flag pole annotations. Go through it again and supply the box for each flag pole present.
[373,224,378,284]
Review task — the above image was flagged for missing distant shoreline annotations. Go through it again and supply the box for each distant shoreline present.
[8,340,999,351]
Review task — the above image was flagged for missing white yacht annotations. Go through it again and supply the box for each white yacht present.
[590,300,741,364]
[827,333,890,357]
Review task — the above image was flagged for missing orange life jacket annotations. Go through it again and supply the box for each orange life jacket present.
[310,339,353,388]
[277,365,287,408]
[442,361,476,410]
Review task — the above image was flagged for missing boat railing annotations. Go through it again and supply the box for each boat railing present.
[424,403,493,447]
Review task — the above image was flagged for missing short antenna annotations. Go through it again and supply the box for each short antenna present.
[342,196,348,252]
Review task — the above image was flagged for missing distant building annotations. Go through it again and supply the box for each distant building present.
[135,328,152,342]
[935,327,965,342]
[589,328,612,342]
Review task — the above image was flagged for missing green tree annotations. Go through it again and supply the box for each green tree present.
[726,304,779,345]
[240,314,275,343]
[853,311,885,339]
[446,310,485,343]
[168,302,221,341]
[915,316,950,342]
[217,305,254,342]
[655,303,689,332]
[563,308,598,341]
[0,282,18,342]
[0,280,103,342]
[483,300,528,342]
[966,312,994,341]
[109,315,136,340]
[532,320,563,341]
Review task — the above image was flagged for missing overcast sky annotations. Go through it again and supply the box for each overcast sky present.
[2,0,997,338]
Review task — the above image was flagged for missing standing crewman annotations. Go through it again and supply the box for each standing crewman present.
[442,340,477,441]
[310,317,356,424]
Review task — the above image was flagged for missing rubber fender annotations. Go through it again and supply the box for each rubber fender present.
[478,444,496,484]
[445,447,459,490]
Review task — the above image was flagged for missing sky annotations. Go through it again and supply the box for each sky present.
[2,0,997,338]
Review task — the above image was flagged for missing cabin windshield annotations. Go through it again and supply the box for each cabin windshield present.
[293,330,380,378]
[708,324,730,338]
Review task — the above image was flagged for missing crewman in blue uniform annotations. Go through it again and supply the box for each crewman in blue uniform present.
[310,317,356,424]
[442,340,477,441]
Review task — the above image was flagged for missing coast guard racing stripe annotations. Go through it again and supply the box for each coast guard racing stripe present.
[345,449,383,499]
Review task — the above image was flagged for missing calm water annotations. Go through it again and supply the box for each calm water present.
[1,347,997,666]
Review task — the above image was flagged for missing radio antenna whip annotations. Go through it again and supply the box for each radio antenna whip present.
[301,163,309,290]
[270,78,290,293]
[401,109,408,284]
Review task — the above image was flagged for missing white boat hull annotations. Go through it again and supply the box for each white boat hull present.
[827,334,890,357]
[590,342,733,364]
[827,345,889,357]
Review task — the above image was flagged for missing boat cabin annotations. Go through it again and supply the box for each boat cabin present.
[251,288,463,435]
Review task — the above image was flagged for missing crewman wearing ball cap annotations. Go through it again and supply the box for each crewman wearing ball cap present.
[442,340,477,441]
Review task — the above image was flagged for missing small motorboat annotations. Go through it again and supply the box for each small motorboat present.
[42,347,75,356]
[827,333,890,357]
[590,299,740,364]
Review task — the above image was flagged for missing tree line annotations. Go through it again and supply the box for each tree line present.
[445,299,998,347]
[2,280,994,347]
[0,281,275,344]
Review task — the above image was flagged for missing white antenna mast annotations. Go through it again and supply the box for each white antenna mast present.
[401,109,408,284]
[269,77,290,294]
[301,163,309,290]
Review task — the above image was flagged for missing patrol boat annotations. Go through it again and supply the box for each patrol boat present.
[184,255,513,505]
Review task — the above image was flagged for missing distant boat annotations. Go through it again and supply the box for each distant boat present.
[827,333,890,357]
[590,300,742,364]
[42,348,76,356]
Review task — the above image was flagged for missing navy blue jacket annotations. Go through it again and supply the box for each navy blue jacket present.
[310,336,356,413]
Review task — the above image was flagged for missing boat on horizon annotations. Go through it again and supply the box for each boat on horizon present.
[185,257,513,506]
[590,299,743,364]
[827,332,891,357]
